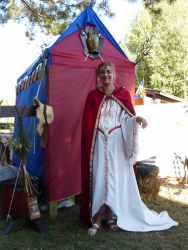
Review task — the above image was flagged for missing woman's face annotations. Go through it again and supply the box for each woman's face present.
[98,65,115,86]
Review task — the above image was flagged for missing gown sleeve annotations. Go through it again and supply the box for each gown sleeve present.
[120,110,139,166]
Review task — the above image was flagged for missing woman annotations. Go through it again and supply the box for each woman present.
[80,61,178,235]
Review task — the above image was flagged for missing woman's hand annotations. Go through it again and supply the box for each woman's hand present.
[136,116,148,129]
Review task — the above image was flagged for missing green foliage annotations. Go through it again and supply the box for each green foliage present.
[120,0,188,99]
[11,120,35,163]
[0,0,179,41]
[0,0,115,40]
[0,123,14,129]
[128,0,177,15]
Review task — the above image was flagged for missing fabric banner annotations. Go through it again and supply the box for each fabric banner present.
[45,66,96,202]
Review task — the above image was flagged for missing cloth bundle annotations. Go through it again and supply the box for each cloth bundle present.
[33,97,54,147]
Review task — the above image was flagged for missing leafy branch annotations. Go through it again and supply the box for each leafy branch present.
[0,0,115,39]
[135,38,152,65]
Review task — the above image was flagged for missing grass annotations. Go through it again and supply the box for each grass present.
[0,181,188,250]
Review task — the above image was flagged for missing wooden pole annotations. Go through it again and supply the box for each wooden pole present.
[47,202,58,217]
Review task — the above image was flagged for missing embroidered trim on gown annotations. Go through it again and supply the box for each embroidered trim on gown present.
[92,99,178,232]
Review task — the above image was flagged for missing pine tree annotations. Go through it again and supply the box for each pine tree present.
[0,0,114,40]
[0,0,178,40]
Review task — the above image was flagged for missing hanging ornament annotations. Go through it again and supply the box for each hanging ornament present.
[77,24,104,61]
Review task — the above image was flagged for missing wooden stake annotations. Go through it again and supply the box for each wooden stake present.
[47,202,57,217]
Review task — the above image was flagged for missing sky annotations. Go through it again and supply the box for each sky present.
[0,0,143,100]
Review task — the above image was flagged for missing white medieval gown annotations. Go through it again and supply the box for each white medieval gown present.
[92,98,178,232]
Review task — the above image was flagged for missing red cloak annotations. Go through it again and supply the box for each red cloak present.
[80,86,136,226]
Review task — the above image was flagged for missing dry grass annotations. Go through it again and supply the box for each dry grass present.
[137,167,161,203]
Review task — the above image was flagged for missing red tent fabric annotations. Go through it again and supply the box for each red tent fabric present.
[45,28,135,202]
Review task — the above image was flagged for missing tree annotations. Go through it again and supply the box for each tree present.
[128,0,177,15]
[0,0,115,40]
[0,0,178,40]
[119,8,153,87]
[120,0,188,99]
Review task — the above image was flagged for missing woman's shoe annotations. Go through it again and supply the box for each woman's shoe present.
[88,223,101,236]
[108,220,119,231]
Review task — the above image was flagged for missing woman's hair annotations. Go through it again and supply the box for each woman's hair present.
[97,61,116,77]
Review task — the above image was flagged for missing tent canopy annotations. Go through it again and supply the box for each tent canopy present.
[17,6,129,83]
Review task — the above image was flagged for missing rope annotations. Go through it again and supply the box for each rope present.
[6,62,42,221]
[36,80,42,100]
[36,59,47,99]
[6,162,22,222]
[8,58,45,218]
[7,103,35,220]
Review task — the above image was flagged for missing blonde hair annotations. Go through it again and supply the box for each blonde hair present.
[97,61,116,79]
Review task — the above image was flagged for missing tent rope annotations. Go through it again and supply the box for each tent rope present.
[36,59,47,99]
[9,56,47,219]
[6,162,21,222]
[7,115,34,221]
[36,80,42,100]
[8,69,40,221]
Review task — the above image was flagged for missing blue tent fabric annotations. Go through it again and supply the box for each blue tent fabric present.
[17,6,128,83]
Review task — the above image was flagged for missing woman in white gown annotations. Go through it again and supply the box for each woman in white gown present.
[79,61,178,236]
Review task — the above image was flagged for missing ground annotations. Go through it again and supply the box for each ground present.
[0,180,188,250]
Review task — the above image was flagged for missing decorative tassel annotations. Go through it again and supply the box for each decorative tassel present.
[24,79,27,89]
[21,80,24,90]
[18,84,21,93]
[30,71,34,85]
[26,77,29,87]
[33,69,38,81]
